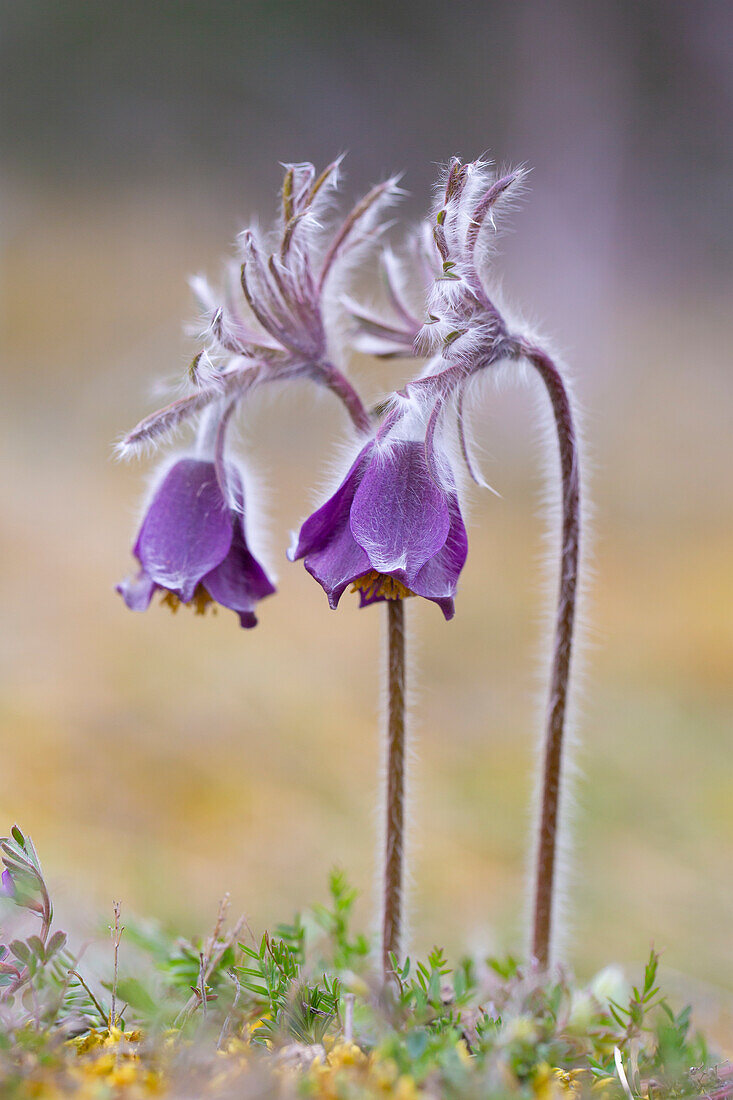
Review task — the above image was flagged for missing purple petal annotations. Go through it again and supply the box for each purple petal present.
[350,441,451,581]
[302,519,372,609]
[289,444,375,607]
[203,521,276,629]
[116,570,157,612]
[1,869,13,898]
[424,595,455,620]
[135,460,233,603]
[411,494,467,621]
[289,443,374,562]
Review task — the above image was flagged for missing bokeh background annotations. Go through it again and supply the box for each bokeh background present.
[1,0,731,1032]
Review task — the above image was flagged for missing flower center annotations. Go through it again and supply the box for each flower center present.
[350,570,415,602]
[161,585,217,616]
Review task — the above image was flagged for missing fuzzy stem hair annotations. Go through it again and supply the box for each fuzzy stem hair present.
[317,361,373,435]
[522,341,581,969]
[382,597,407,979]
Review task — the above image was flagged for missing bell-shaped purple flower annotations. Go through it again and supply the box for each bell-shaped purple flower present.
[118,458,275,628]
[290,440,468,620]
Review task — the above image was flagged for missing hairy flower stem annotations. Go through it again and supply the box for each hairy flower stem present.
[521,341,581,969]
[382,597,407,979]
[318,362,372,434]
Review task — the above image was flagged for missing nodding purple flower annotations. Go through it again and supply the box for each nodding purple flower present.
[347,157,580,968]
[117,458,275,629]
[119,160,402,459]
[289,437,468,620]
[1,869,13,898]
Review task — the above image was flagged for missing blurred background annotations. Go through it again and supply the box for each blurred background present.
[1,0,731,1033]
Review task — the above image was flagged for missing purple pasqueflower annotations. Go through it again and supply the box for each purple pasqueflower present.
[119,160,402,458]
[289,439,467,620]
[117,458,275,628]
[1,868,13,897]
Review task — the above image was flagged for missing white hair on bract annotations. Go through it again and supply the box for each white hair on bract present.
[321,177,406,368]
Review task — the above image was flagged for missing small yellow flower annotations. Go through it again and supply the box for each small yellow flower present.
[68,1029,105,1055]
[328,1039,367,1070]
[217,1036,249,1059]
[244,1016,272,1046]
[107,1062,139,1086]
[368,1053,399,1090]
[554,1067,589,1096]
[393,1074,419,1100]
[533,1062,554,1098]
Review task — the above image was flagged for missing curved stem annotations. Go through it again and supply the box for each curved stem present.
[318,362,373,435]
[521,342,581,968]
[382,598,407,979]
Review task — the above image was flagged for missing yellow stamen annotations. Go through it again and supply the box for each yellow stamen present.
[161,591,180,614]
[161,585,216,616]
[350,570,414,601]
